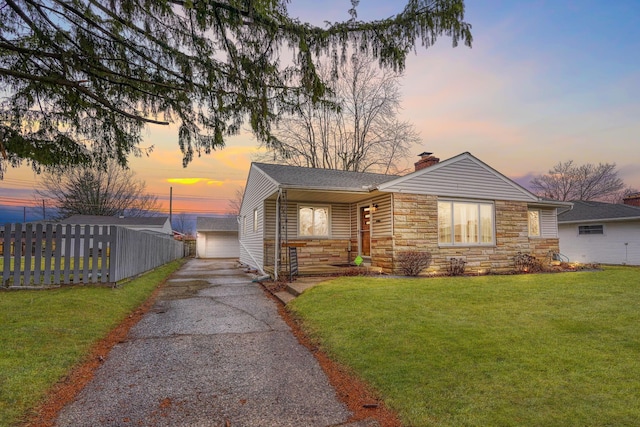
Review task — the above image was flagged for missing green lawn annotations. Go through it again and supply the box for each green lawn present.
[289,266,640,426]
[0,259,185,426]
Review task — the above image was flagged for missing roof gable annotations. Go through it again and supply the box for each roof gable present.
[253,162,397,192]
[378,152,539,202]
[558,201,640,223]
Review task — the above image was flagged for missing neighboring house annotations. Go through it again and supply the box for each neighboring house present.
[239,152,570,277]
[59,215,173,235]
[558,200,640,265]
[42,215,173,255]
[196,217,239,258]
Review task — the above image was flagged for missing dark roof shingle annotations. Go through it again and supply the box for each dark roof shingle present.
[196,216,238,232]
[558,201,640,222]
[254,162,397,191]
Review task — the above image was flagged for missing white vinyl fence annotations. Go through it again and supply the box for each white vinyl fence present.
[1,223,183,288]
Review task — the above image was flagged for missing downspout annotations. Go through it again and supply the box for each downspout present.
[274,188,281,281]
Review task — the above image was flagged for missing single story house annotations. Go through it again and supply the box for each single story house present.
[558,200,640,265]
[239,152,571,277]
[196,216,239,258]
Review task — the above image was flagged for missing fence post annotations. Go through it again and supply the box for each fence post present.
[73,225,81,284]
[24,223,33,286]
[82,225,90,284]
[109,226,117,284]
[34,224,43,285]
[43,224,53,285]
[13,223,22,287]
[2,224,11,286]
[53,224,62,284]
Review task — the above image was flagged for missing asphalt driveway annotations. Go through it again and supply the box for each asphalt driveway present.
[53,258,357,427]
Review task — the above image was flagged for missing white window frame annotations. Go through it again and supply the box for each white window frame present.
[528,209,541,237]
[438,199,495,246]
[253,208,258,232]
[298,205,331,238]
[578,224,604,235]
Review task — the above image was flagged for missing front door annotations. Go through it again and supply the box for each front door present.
[360,206,371,256]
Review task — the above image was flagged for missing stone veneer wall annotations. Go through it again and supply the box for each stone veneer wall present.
[380,194,560,275]
[265,239,352,269]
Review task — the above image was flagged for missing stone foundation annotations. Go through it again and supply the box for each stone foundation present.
[265,239,352,270]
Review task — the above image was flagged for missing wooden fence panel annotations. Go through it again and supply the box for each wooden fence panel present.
[1,223,183,288]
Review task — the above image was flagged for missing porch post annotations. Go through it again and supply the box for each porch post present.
[274,188,281,281]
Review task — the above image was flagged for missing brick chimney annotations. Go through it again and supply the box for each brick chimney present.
[623,192,640,207]
[414,152,440,171]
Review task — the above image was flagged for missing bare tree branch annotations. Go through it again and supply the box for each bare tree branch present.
[531,161,626,201]
[257,53,420,173]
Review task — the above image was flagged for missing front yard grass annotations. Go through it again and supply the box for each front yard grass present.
[0,259,184,427]
[289,266,640,426]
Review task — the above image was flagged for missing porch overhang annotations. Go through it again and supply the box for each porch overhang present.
[265,187,386,204]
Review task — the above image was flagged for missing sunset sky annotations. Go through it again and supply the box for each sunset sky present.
[2,0,639,223]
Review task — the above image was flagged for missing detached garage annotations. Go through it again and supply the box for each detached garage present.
[558,200,640,265]
[196,217,239,258]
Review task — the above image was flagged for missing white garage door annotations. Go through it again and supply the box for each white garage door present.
[204,231,240,258]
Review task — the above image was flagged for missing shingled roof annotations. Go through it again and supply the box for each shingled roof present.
[558,201,640,223]
[253,162,398,192]
[196,216,238,232]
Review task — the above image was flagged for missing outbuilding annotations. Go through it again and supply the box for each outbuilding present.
[196,216,239,258]
[558,200,640,265]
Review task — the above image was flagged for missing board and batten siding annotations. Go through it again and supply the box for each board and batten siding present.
[380,156,537,202]
[239,166,278,270]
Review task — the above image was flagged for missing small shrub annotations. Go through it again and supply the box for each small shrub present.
[514,252,543,273]
[398,251,433,276]
[447,258,466,276]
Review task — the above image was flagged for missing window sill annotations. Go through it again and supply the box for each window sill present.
[438,243,496,248]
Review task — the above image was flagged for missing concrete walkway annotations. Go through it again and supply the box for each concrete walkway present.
[54,258,366,427]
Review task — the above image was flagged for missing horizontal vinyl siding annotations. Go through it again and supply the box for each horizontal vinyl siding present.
[540,208,558,238]
[371,194,392,237]
[350,203,358,242]
[559,221,640,265]
[282,202,351,239]
[239,167,278,270]
[382,157,534,201]
[264,200,276,239]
